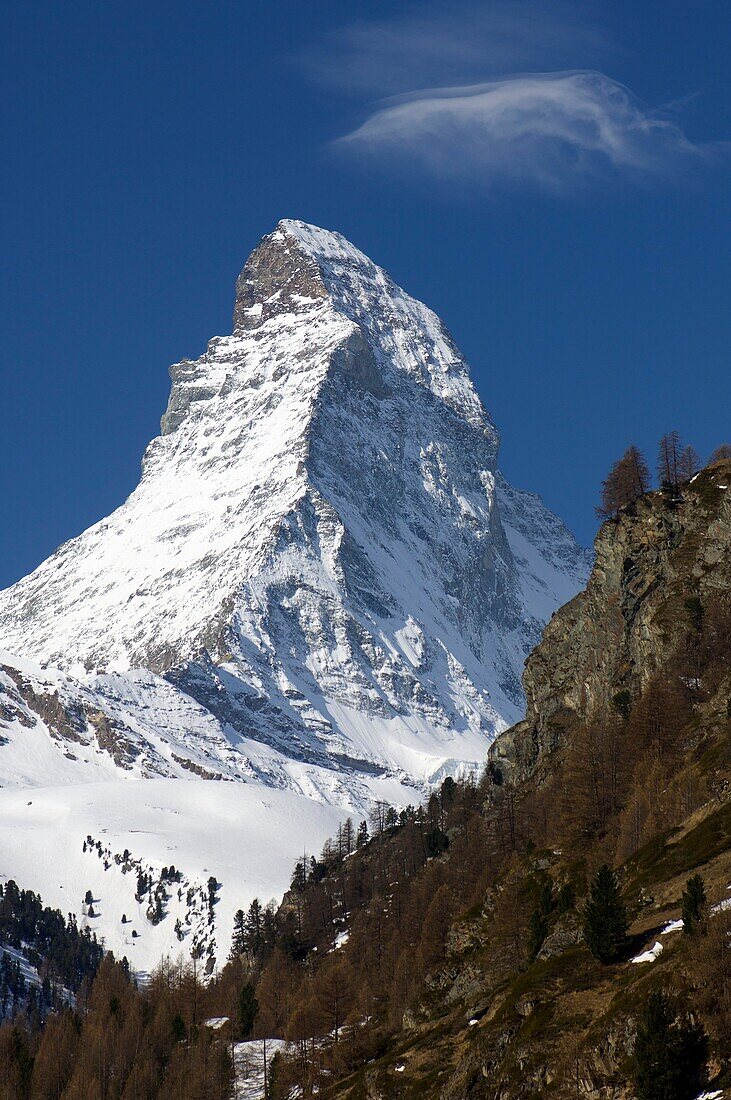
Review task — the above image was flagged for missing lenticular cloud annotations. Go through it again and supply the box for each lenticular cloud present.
[337,71,713,190]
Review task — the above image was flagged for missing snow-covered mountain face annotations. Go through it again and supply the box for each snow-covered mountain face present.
[0,220,587,780]
[0,221,589,969]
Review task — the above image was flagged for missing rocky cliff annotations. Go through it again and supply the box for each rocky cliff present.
[492,459,731,782]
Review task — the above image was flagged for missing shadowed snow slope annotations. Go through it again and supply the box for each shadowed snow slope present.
[0,221,589,965]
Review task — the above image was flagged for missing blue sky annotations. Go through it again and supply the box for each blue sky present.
[2,1,730,586]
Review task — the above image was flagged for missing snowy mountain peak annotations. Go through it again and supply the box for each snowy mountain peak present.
[0,220,590,967]
[233,220,493,433]
[0,221,588,741]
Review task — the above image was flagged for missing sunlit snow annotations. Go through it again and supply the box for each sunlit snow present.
[0,221,589,966]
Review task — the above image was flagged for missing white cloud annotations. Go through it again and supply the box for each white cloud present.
[303,1,610,97]
[335,71,716,191]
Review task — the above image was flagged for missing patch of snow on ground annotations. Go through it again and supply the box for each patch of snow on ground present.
[234,1038,288,1100]
[631,940,664,964]
[711,889,731,915]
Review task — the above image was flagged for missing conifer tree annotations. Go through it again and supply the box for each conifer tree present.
[237,982,259,1039]
[678,444,700,483]
[135,872,146,902]
[355,820,369,849]
[658,431,683,492]
[597,446,651,518]
[528,880,555,959]
[291,860,307,892]
[245,898,264,956]
[631,990,707,1100]
[681,874,707,934]
[709,442,731,463]
[582,865,628,963]
[230,909,246,957]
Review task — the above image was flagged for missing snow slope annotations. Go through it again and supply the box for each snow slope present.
[0,779,347,978]
[0,221,590,967]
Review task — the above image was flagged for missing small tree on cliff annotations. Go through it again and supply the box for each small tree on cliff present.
[597,446,651,518]
[681,874,707,934]
[678,444,701,484]
[658,431,683,492]
[709,442,731,463]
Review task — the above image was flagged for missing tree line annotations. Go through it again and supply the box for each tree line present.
[0,881,105,1019]
[597,435,731,518]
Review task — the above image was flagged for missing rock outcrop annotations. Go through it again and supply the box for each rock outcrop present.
[492,460,731,781]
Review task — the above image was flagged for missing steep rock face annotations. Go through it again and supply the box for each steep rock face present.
[492,460,731,781]
[0,220,589,788]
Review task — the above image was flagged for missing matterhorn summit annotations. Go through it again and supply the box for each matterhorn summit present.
[0,221,589,966]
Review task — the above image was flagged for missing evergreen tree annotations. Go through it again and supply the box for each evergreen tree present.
[135,872,146,902]
[424,827,449,858]
[268,1049,284,1100]
[355,820,369,849]
[245,898,264,956]
[582,865,628,963]
[171,1012,186,1043]
[290,860,307,892]
[230,909,246,956]
[528,881,555,959]
[631,990,707,1100]
[237,982,259,1039]
[681,874,707,935]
